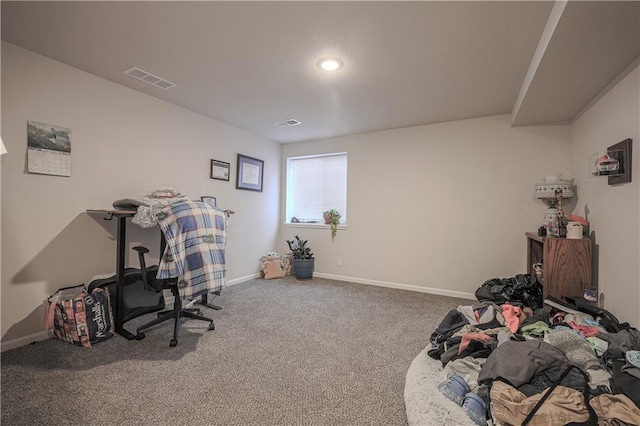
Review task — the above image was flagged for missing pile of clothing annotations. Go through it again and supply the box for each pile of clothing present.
[428,296,640,425]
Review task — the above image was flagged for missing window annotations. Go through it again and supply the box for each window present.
[286,153,347,224]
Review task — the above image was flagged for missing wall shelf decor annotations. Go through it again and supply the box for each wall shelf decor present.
[606,138,632,185]
[589,138,632,185]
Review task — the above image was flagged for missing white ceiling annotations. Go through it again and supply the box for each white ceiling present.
[2,1,638,144]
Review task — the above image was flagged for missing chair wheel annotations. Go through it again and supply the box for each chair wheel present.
[136,332,145,340]
[170,339,178,347]
[208,323,215,331]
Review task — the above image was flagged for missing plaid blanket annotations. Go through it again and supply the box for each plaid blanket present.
[156,201,227,299]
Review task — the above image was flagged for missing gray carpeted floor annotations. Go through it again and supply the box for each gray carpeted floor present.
[1,276,469,425]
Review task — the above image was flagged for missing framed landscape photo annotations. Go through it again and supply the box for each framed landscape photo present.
[236,154,264,192]
[210,159,230,181]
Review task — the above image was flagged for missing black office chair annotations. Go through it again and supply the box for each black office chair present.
[132,246,215,347]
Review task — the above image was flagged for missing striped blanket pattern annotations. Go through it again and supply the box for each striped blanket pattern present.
[156,200,227,299]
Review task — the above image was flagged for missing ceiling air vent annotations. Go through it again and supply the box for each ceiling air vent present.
[275,118,302,127]
[123,67,177,90]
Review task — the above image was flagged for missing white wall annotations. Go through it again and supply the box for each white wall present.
[0,23,4,332]
[5,41,635,349]
[1,42,281,346]
[571,65,640,327]
[280,115,573,297]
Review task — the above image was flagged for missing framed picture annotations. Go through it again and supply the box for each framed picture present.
[607,138,632,185]
[200,196,217,207]
[210,159,230,181]
[236,154,264,192]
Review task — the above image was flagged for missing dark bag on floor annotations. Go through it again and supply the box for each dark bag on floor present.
[562,295,627,333]
[475,274,543,309]
[44,284,115,347]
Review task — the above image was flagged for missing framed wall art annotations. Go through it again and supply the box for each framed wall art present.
[210,159,230,181]
[200,196,217,207]
[236,154,264,192]
[607,138,632,185]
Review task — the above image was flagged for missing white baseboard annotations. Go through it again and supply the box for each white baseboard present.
[179,273,260,308]
[2,274,260,352]
[2,273,468,351]
[313,273,477,300]
[1,330,51,352]
[226,273,260,286]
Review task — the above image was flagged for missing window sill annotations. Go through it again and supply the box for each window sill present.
[284,223,348,230]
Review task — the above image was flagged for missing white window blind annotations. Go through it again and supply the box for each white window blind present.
[286,153,347,223]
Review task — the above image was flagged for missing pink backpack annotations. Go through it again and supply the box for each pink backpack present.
[44,284,115,347]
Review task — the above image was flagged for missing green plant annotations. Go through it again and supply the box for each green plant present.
[286,235,314,259]
[323,209,341,241]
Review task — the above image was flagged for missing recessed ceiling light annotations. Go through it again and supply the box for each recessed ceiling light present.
[317,57,343,71]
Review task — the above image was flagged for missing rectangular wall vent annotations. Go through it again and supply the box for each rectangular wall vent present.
[275,118,302,127]
[123,67,177,90]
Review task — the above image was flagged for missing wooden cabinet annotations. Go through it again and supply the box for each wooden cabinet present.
[526,232,592,299]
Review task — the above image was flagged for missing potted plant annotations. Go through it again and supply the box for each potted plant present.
[323,209,341,241]
[286,235,315,279]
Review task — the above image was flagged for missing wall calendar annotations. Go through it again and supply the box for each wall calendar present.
[27,120,72,177]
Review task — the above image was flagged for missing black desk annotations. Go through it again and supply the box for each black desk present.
[87,207,222,338]
[87,209,139,340]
